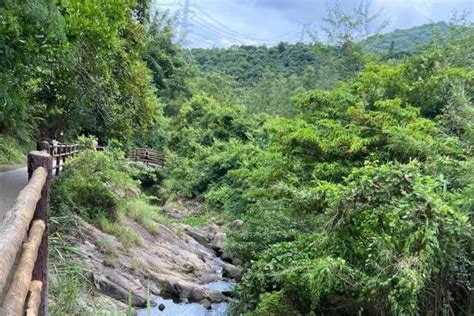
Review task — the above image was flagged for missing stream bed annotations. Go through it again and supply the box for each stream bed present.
[137,259,236,316]
[137,296,231,316]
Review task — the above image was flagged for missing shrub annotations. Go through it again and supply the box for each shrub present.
[130,162,165,189]
[120,198,161,233]
[233,162,471,315]
[98,215,140,247]
[52,149,138,222]
[0,135,24,164]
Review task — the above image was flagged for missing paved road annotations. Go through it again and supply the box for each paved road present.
[0,166,28,222]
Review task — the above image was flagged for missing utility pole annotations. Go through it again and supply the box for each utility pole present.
[180,0,191,45]
[299,23,310,42]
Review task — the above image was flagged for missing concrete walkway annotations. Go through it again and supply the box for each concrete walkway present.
[0,166,28,222]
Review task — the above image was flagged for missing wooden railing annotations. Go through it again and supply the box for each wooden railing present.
[38,141,80,176]
[0,141,79,315]
[130,148,166,167]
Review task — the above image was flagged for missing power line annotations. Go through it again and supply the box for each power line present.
[191,16,248,43]
[158,1,299,46]
[194,5,295,42]
[193,13,294,44]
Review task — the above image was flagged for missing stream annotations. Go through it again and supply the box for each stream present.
[137,259,236,316]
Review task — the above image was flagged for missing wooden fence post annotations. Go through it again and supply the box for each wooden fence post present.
[27,151,52,316]
[37,141,51,154]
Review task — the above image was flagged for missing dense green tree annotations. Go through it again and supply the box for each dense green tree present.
[166,43,473,314]
[0,0,67,140]
[143,11,194,117]
[0,0,165,149]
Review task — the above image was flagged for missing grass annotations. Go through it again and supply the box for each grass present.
[178,209,223,227]
[0,134,25,164]
[99,215,141,248]
[122,199,159,226]
[96,237,115,256]
[49,232,90,315]
[120,198,176,234]
[130,258,146,273]
[96,237,119,267]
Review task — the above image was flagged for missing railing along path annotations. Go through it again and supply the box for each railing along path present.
[130,148,166,167]
[0,141,78,316]
[0,143,163,315]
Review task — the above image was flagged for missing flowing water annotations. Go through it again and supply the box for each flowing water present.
[136,297,230,316]
[137,259,236,316]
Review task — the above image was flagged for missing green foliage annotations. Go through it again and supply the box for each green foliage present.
[143,11,194,117]
[363,21,451,57]
[130,162,165,188]
[52,149,138,221]
[227,209,310,264]
[164,95,258,197]
[98,215,141,247]
[77,135,98,149]
[249,291,296,316]
[233,162,471,315]
[168,38,473,314]
[0,0,67,139]
[189,42,369,116]
[190,43,320,85]
[0,135,24,164]
[0,0,164,145]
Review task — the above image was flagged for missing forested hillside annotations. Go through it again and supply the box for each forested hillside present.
[189,22,455,82]
[172,39,474,315]
[363,21,451,55]
[0,1,473,315]
[188,22,461,117]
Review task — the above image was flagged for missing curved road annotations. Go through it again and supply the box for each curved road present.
[0,166,28,222]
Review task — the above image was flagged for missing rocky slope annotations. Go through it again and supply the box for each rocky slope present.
[52,201,242,313]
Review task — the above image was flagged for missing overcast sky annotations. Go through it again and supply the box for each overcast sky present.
[155,0,474,48]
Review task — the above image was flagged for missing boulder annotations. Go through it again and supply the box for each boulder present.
[211,233,226,252]
[183,226,210,248]
[222,263,243,280]
[230,219,244,231]
[207,223,221,239]
[91,272,147,307]
[155,274,227,303]
[201,298,212,309]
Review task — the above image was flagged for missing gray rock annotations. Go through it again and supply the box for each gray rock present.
[91,272,147,307]
[222,263,243,280]
[207,223,221,239]
[201,299,212,309]
[211,233,226,251]
[183,226,210,247]
[221,250,235,263]
[158,303,166,311]
[230,219,244,231]
[67,214,235,309]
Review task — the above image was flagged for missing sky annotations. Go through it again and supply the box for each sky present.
[154,0,474,48]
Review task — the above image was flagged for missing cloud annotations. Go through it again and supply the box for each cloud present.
[156,0,473,48]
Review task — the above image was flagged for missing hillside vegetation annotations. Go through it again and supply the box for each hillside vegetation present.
[0,0,473,315]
